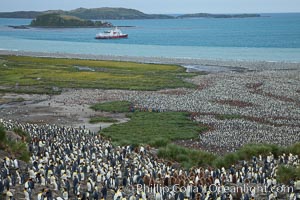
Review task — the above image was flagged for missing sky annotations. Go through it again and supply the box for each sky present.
[1,0,300,14]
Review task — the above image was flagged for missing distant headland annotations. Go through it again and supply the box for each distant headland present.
[0,7,173,20]
[0,7,261,20]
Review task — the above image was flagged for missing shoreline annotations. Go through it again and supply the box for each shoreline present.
[1,50,300,71]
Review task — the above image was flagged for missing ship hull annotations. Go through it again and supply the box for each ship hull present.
[95,34,128,39]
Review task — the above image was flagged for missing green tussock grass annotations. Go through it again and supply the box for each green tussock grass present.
[285,142,300,155]
[13,127,31,143]
[0,55,196,94]
[90,101,131,113]
[0,125,6,142]
[276,165,300,185]
[213,143,284,168]
[102,111,208,147]
[158,144,217,169]
[94,101,209,147]
[89,116,118,124]
[0,124,30,162]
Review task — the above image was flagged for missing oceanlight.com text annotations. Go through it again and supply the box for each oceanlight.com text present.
[136,184,294,195]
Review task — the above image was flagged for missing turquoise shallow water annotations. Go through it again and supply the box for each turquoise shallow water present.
[0,13,300,62]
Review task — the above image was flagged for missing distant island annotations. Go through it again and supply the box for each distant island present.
[0,11,42,19]
[177,13,261,19]
[0,7,261,20]
[0,7,173,20]
[64,7,174,20]
[30,13,112,28]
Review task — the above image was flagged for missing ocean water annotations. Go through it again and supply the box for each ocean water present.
[0,13,300,62]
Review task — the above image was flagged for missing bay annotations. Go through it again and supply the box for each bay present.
[0,13,300,62]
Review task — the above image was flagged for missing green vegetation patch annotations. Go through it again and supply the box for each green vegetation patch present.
[90,101,131,113]
[13,127,31,142]
[286,142,300,155]
[0,55,195,94]
[158,144,217,169]
[89,116,118,124]
[277,165,300,184]
[101,111,207,147]
[0,125,6,142]
[158,143,287,170]
[0,124,30,162]
[212,143,284,168]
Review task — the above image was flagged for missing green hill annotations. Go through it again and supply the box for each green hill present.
[0,8,261,20]
[0,11,42,18]
[30,13,112,27]
[0,7,174,20]
[66,7,173,19]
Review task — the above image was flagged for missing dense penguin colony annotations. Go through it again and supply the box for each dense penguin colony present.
[0,120,299,200]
